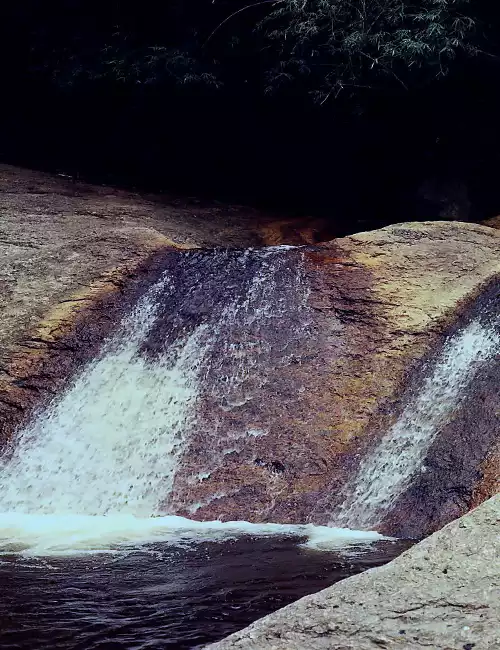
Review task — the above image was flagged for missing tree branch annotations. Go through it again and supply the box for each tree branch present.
[203,0,284,47]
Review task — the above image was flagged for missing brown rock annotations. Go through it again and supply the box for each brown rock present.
[258,217,336,245]
[481,215,500,230]
[0,164,272,444]
[1,163,499,539]
[0,163,276,368]
[471,441,500,509]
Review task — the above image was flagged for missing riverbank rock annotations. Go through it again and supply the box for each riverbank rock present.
[208,494,500,650]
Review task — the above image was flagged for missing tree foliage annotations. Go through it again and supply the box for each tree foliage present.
[1,0,499,227]
[4,0,478,102]
[261,0,476,99]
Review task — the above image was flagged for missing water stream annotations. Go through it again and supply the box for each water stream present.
[334,315,500,529]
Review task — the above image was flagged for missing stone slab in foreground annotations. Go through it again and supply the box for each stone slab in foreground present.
[208,495,500,650]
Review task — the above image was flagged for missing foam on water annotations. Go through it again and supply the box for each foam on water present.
[0,512,384,556]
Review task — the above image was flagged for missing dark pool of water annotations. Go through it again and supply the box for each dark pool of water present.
[0,536,411,650]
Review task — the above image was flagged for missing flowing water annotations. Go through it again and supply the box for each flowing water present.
[0,248,304,521]
[334,315,500,529]
[0,247,401,649]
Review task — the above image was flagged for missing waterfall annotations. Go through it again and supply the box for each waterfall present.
[0,247,384,554]
[334,317,500,530]
[0,272,209,516]
[0,248,299,517]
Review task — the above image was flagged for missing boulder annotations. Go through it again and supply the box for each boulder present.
[1,163,499,538]
[208,494,500,650]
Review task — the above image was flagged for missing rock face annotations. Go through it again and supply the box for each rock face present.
[1,164,499,539]
[208,494,500,650]
[0,163,276,362]
[0,164,276,445]
[171,221,500,537]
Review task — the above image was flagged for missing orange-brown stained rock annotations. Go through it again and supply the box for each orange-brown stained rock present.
[258,217,337,246]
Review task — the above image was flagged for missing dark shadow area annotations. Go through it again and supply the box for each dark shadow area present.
[1,2,500,234]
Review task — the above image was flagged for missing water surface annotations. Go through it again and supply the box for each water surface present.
[0,536,410,649]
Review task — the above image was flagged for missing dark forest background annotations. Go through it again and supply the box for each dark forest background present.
[2,1,500,233]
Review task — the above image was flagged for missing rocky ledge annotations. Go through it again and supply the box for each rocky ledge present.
[1,164,499,537]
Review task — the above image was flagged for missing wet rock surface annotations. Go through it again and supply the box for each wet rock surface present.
[208,495,500,650]
[171,222,500,535]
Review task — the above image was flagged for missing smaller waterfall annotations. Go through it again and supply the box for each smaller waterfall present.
[334,317,500,529]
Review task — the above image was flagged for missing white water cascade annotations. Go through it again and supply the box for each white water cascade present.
[0,272,207,517]
[335,317,500,530]
[0,247,383,555]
